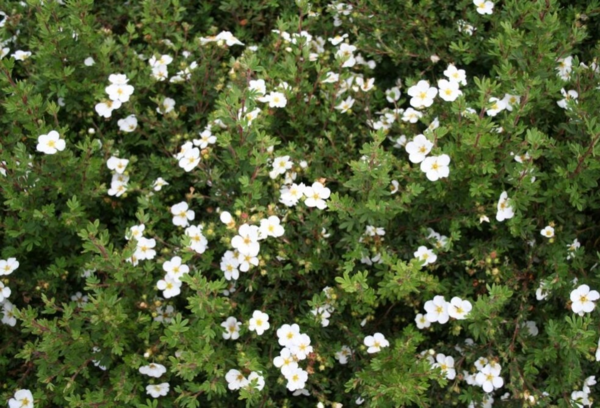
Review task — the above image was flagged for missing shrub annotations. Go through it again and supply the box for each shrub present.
[1,0,600,407]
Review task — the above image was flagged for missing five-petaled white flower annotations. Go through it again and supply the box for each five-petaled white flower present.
[364,332,389,353]
[259,91,287,108]
[433,354,456,380]
[37,131,66,154]
[139,363,167,378]
[570,284,599,315]
[107,156,129,174]
[476,364,504,393]
[420,154,450,181]
[221,316,241,340]
[541,226,554,238]
[248,310,270,335]
[415,313,431,329]
[304,182,331,209]
[259,216,285,239]
[437,79,462,102]
[284,366,308,391]
[496,191,514,222]
[405,135,433,164]
[157,275,182,298]
[163,256,190,282]
[447,297,472,320]
[117,115,138,132]
[335,96,355,113]
[231,224,261,257]
[226,369,249,390]
[408,80,438,109]
[474,0,494,15]
[171,202,195,227]
[0,257,19,276]
[414,246,437,265]
[424,295,449,324]
[146,382,169,398]
[8,389,34,408]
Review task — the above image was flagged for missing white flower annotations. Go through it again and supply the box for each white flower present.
[420,154,450,181]
[536,282,549,300]
[12,50,32,61]
[596,337,600,361]
[415,313,431,329]
[105,80,134,103]
[193,130,216,149]
[322,72,340,84]
[2,301,17,326]
[157,275,182,298]
[356,77,375,92]
[405,135,433,164]
[259,91,287,108]
[557,88,578,109]
[157,97,176,114]
[247,371,265,391]
[280,183,306,207]
[433,354,456,380]
[37,130,66,154]
[139,363,167,378]
[153,177,168,191]
[571,391,591,408]
[557,56,573,80]
[414,246,437,265]
[0,257,19,276]
[248,310,270,335]
[304,182,331,209]
[284,367,308,391]
[402,107,423,123]
[146,382,169,398]
[117,115,138,132]
[171,201,195,227]
[502,93,521,111]
[221,317,241,340]
[437,79,462,102]
[249,79,266,95]
[185,225,208,254]
[215,31,244,46]
[474,0,494,15]
[149,55,173,68]
[84,57,95,66]
[407,80,437,109]
[231,224,261,257]
[486,97,506,116]
[447,297,472,320]
[424,295,449,324]
[108,179,127,197]
[335,345,353,364]
[163,256,189,282]
[443,64,467,85]
[220,211,234,226]
[8,389,34,408]
[108,74,130,85]
[496,191,515,222]
[70,291,88,307]
[540,226,554,238]
[522,321,539,336]
[179,147,201,172]
[364,332,389,353]
[107,156,129,174]
[386,86,401,103]
[271,155,293,178]
[335,96,355,113]
[0,281,11,302]
[277,323,301,347]
[259,216,285,239]
[226,369,249,390]
[336,43,357,67]
[220,250,240,281]
[274,347,299,376]
[570,284,599,315]
[476,364,504,393]
[567,238,581,260]
[328,33,348,45]
[95,99,122,118]
[134,237,157,260]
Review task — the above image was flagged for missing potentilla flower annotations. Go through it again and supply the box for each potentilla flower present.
[0,257,19,276]
[95,99,122,118]
[220,250,240,281]
[536,282,550,300]
[221,316,241,340]
[311,306,332,327]
[447,297,472,320]
[407,80,438,109]
[486,97,506,116]
[108,73,129,85]
[415,313,431,329]
[274,347,299,375]
[290,333,313,360]
[231,224,261,257]
[106,78,134,103]
[414,246,437,265]
[322,72,340,84]
[258,91,287,108]
[146,383,169,398]
[271,156,293,178]
[226,369,249,391]
[277,323,301,347]
[522,321,538,336]
[163,256,190,282]
[117,115,138,132]
[12,50,32,61]
[139,363,167,378]
[356,77,375,92]
[157,275,182,298]
[424,295,449,324]
[476,364,504,393]
[70,291,88,307]
[134,237,157,260]
[364,332,389,353]
[571,391,591,408]
[502,93,520,111]
[433,354,456,380]
[215,31,244,46]
[556,56,573,80]
[557,88,578,109]
[284,366,308,391]
[437,79,462,102]
[84,56,95,66]
[171,202,195,227]
[570,284,600,315]
[247,371,265,391]
[474,0,494,15]
[420,154,450,181]
[386,86,401,103]
[567,238,581,260]
[185,225,208,254]
[402,107,423,123]
[405,134,433,163]
[541,226,554,238]
[193,130,216,149]
[259,216,285,239]
[496,191,515,222]
[248,310,270,335]
[336,43,357,67]
[335,96,355,113]
[0,281,11,302]
[335,345,353,364]
[107,156,129,174]
[280,183,306,206]
[444,64,467,85]
[154,305,175,324]
[8,389,34,408]
[108,179,127,197]
[153,177,168,191]
[304,182,331,209]
[37,130,66,154]
[149,55,173,68]
[157,97,176,114]
[248,79,266,95]
[179,147,201,172]
[2,301,17,326]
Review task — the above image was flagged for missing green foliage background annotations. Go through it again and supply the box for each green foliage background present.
[1,0,600,406]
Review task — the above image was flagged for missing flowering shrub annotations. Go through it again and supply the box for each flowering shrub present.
[1,0,600,407]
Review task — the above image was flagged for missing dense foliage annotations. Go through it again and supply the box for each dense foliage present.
[1,0,600,407]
